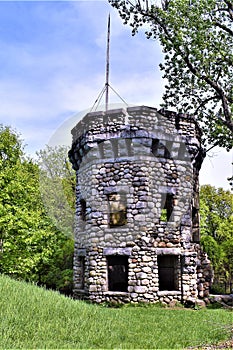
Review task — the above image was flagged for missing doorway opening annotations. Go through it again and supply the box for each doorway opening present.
[107,255,128,292]
[158,255,179,291]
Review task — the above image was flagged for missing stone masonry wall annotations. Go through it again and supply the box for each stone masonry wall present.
[69,106,211,305]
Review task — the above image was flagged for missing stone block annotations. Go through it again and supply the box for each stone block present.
[158,242,166,248]
[89,285,98,292]
[136,272,147,279]
[196,299,206,307]
[134,214,145,221]
[144,293,154,299]
[183,284,190,291]
[89,270,96,277]
[142,255,152,262]
[141,279,150,286]
[141,236,150,244]
[166,242,174,248]
[131,293,138,298]
[134,286,146,293]
[142,266,151,273]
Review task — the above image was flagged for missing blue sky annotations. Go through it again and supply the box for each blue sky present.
[0,0,232,189]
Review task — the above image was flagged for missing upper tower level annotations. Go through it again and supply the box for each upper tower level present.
[69,106,203,171]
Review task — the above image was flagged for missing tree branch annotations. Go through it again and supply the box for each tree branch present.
[194,96,217,115]
[213,20,233,36]
[141,4,233,132]
[181,50,233,131]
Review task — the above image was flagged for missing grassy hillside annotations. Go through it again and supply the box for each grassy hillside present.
[0,274,232,349]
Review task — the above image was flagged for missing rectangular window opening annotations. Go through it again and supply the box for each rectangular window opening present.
[80,199,87,221]
[158,255,179,291]
[107,255,128,292]
[160,193,174,222]
[108,193,127,227]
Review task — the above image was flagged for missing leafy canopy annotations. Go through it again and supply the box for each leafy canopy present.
[200,185,233,287]
[109,0,233,150]
[36,145,76,238]
[0,125,73,294]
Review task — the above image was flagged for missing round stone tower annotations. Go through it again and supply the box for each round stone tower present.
[69,105,212,305]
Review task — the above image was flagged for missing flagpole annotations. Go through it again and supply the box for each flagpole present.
[105,14,110,111]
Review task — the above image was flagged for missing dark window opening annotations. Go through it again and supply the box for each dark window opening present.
[151,139,159,156]
[151,139,170,158]
[80,199,87,221]
[164,141,171,158]
[79,256,85,289]
[192,207,200,242]
[107,256,128,292]
[175,115,180,130]
[160,193,174,222]
[158,255,179,291]
[108,193,127,227]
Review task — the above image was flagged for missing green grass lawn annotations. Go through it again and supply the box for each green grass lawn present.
[0,274,232,349]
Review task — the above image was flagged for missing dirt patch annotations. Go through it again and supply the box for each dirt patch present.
[188,338,233,349]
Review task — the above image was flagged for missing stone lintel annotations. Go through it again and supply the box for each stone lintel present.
[104,186,130,195]
[103,247,132,256]
[158,291,181,297]
[156,248,181,255]
[103,187,117,194]
[182,251,197,257]
[159,186,177,195]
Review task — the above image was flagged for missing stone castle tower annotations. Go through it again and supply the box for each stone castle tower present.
[69,105,212,305]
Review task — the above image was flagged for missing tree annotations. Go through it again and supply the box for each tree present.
[200,185,233,292]
[0,126,73,294]
[109,0,233,151]
[36,145,76,239]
